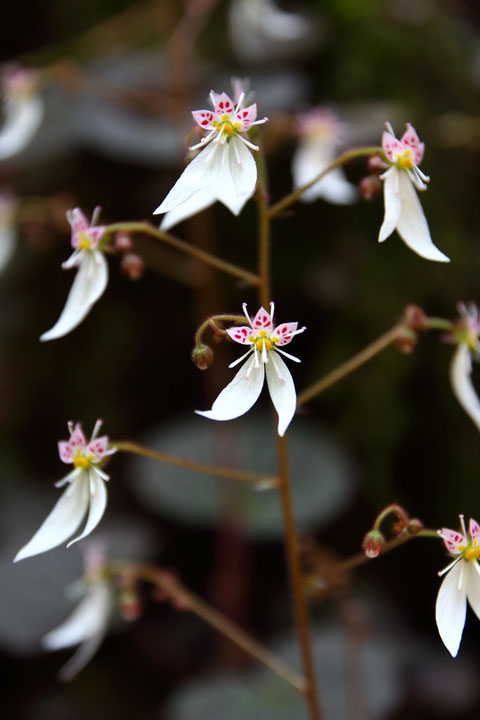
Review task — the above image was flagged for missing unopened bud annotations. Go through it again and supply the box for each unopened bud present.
[407,518,424,535]
[394,327,417,354]
[192,343,214,370]
[359,175,381,201]
[121,253,145,280]
[368,155,387,174]
[115,232,134,252]
[362,529,386,559]
[403,304,427,332]
[119,589,142,622]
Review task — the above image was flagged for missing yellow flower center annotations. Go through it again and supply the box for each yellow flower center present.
[395,148,413,170]
[73,451,95,469]
[465,545,480,561]
[212,115,241,138]
[78,231,93,251]
[250,330,276,351]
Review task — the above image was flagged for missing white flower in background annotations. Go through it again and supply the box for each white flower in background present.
[0,66,44,160]
[378,122,450,262]
[0,192,18,272]
[154,90,267,231]
[196,303,305,436]
[436,515,480,657]
[229,0,312,62]
[14,420,117,562]
[40,207,108,341]
[42,543,114,681]
[292,108,357,205]
[448,302,480,430]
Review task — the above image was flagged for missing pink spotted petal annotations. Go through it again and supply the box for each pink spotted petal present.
[235,103,258,130]
[58,441,74,464]
[192,109,215,130]
[214,92,235,116]
[382,131,403,162]
[252,306,273,333]
[226,326,253,345]
[69,424,87,448]
[66,208,89,236]
[87,436,109,462]
[439,527,467,555]
[86,226,105,246]
[272,322,298,347]
[469,518,480,546]
[401,123,424,165]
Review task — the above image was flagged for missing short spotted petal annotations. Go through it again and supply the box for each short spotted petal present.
[439,527,467,555]
[226,326,253,345]
[401,123,424,164]
[272,322,298,346]
[192,109,214,130]
[469,518,480,547]
[252,306,273,333]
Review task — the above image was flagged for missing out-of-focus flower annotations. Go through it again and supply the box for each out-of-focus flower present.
[14,420,116,562]
[0,66,44,160]
[378,122,450,262]
[436,515,480,657]
[229,0,313,62]
[40,208,108,341]
[448,302,480,431]
[196,303,305,436]
[0,192,17,272]
[154,90,267,231]
[42,543,114,680]
[292,108,357,205]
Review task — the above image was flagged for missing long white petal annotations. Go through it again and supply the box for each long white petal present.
[14,475,89,562]
[435,561,467,657]
[265,352,297,437]
[465,561,480,621]
[42,583,111,650]
[378,168,401,243]
[395,171,450,262]
[67,470,107,547]
[40,251,108,341]
[450,344,480,430]
[0,95,44,160]
[160,188,215,231]
[292,145,357,205]
[154,141,219,215]
[220,136,257,213]
[195,356,265,422]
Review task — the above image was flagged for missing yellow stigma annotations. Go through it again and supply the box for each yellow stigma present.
[73,456,90,469]
[396,149,413,170]
[465,545,480,561]
[78,231,93,251]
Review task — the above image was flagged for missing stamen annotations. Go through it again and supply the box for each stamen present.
[460,514,467,538]
[91,418,103,441]
[253,345,260,368]
[457,562,465,590]
[91,206,102,226]
[269,301,275,324]
[269,350,285,381]
[275,347,301,363]
[262,339,268,364]
[234,92,245,114]
[437,556,461,577]
[237,134,259,152]
[229,349,253,368]
[242,302,253,327]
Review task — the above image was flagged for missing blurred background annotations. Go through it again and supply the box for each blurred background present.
[1,0,480,718]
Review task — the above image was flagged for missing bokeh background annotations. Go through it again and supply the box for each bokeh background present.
[1,0,480,718]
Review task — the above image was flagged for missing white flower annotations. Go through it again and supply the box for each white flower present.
[0,192,17,272]
[436,515,480,657]
[196,303,305,436]
[14,420,117,562]
[449,302,480,430]
[292,108,357,205]
[154,90,267,231]
[0,66,44,160]
[40,207,108,341]
[378,122,450,262]
[42,543,114,680]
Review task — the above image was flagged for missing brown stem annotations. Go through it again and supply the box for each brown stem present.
[257,182,271,307]
[297,323,404,407]
[277,435,323,720]
[268,147,382,219]
[104,222,260,286]
[114,441,279,487]
[117,564,306,692]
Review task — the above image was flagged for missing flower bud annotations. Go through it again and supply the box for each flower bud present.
[192,343,214,370]
[407,517,424,535]
[394,327,417,354]
[368,155,387,174]
[359,175,381,201]
[114,232,134,252]
[121,253,145,281]
[402,303,427,332]
[362,529,386,558]
[119,589,142,622]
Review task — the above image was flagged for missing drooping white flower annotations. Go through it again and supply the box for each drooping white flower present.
[14,420,116,562]
[154,90,267,231]
[292,108,357,205]
[378,122,450,262]
[0,66,44,160]
[196,303,305,436]
[40,207,108,341]
[42,543,114,681]
[436,515,480,657]
[448,302,480,430]
[0,192,18,272]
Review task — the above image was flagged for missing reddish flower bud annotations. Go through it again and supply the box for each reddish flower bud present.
[114,232,134,252]
[192,343,214,370]
[359,174,381,201]
[362,529,386,559]
[407,517,424,535]
[121,253,145,281]
[394,327,417,354]
[403,303,427,331]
